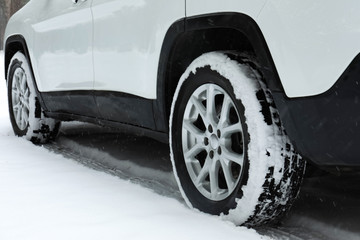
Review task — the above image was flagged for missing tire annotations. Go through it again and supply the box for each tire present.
[169,52,305,226]
[7,52,60,143]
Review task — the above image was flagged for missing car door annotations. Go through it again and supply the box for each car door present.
[32,0,97,117]
[91,0,184,128]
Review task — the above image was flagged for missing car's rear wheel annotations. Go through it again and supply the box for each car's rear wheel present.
[170,52,305,226]
[7,52,60,143]
[181,82,246,203]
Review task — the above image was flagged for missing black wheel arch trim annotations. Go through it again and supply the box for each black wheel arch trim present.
[155,12,285,133]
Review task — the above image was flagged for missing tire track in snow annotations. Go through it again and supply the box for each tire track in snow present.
[44,132,183,202]
[43,123,360,240]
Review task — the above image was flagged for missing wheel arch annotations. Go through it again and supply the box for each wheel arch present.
[155,12,284,132]
[5,35,29,81]
[4,35,48,111]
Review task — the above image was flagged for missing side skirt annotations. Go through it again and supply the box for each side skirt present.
[45,111,169,144]
[42,90,168,143]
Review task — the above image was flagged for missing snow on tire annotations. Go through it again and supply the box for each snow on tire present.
[169,52,306,226]
[7,52,60,143]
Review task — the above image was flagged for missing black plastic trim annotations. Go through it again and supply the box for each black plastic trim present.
[273,53,360,167]
[45,111,168,144]
[155,18,185,132]
[42,90,157,130]
[41,91,98,118]
[95,91,156,129]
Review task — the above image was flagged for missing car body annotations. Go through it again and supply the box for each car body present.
[4,0,360,226]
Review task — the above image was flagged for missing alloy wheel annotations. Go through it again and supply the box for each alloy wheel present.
[11,67,30,131]
[181,83,245,201]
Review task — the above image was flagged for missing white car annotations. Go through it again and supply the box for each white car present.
[4,0,360,226]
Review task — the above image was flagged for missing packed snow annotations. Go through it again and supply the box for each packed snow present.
[0,51,268,240]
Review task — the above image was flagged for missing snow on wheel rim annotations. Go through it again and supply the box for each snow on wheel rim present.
[11,67,30,131]
[182,83,245,201]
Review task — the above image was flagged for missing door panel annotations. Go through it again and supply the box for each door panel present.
[91,0,185,99]
[32,0,93,92]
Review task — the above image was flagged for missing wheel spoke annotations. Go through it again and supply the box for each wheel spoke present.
[222,149,243,166]
[220,160,235,190]
[195,158,211,187]
[12,94,20,107]
[206,84,217,124]
[184,143,204,160]
[190,96,208,125]
[222,122,242,137]
[24,88,30,98]
[20,109,26,129]
[12,88,20,99]
[13,102,21,112]
[23,101,30,111]
[24,88,30,110]
[22,108,29,125]
[20,73,27,92]
[16,106,22,127]
[183,120,205,140]
[218,95,232,128]
[209,160,220,198]
[14,75,21,91]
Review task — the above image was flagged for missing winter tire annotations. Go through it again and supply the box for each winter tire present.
[7,52,60,143]
[170,52,305,226]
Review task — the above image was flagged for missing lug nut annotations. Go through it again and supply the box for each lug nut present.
[204,137,209,146]
[209,150,214,159]
[208,125,213,133]
[217,129,221,138]
[218,147,222,155]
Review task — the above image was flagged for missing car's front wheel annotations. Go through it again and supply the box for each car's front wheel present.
[7,52,60,143]
[170,52,305,226]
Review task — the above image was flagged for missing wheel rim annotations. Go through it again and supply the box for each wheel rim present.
[182,83,245,201]
[11,67,30,131]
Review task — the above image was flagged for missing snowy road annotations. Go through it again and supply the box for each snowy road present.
[49,123,360,240]
[1,51,360,240]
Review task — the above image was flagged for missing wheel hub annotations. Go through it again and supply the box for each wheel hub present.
[209,134,219,149]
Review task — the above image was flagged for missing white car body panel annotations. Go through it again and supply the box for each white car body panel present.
[186,0,267,19]
[258,0,360,97]
[91,0,184,99]
[31,0,93,92]
[4,0,360,98]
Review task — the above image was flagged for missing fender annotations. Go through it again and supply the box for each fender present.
[154,13,284,132]
[185,13,283,91]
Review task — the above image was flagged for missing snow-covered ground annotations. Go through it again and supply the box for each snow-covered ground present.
[1,50,360,240]
[0,51,268,240]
